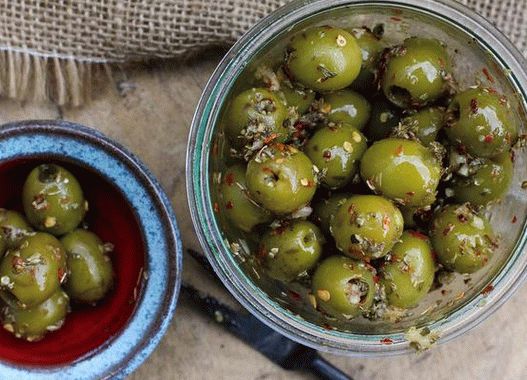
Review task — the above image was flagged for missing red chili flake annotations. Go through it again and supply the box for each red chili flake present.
[322,323,334,331]
[275,143,286,152]
[481,284,494,296]
[323,150,332,160]
[457,213,468,223]
[225,201,234,209]
[470,98,479,113]
[373,275,380,284]
[431,251,438,263]
[212,141,219,157]
[390,16,402,21]
[512,215,518,224]
[487,87,498,94]
[307,179,316,187]
[380,338,393,345]
[58,267,66,282]
[262,166,274,174]
[382,215,391,231]
[408,230,428,240]
[406,191,415,197]
[225,172,235,186]
[263,133,278,145]
[213,202,220,213]
[484,134,494,143]
[394,145,404,156]
[510,150,516,163]
[482,68,494,83]
[294,121,307,131]
[443,224,454,236]
[288,290,302,302]
[456,144,467,155]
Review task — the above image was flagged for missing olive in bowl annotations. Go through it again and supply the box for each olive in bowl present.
[0,121,181,379]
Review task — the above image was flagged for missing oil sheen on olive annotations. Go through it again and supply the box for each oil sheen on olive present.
[22,164,87,236]
[0,232,67,307]
[305,124,367,189]
[285,26,362,91]
[323,90,371,130]
[330,195,404,260]
[430,204,495,274]
[349,27,385,93]
[259,221,324,282]
[0,209,33,253]
[246,144,316,214]
[451,152,513,205]
[445,87,518,158]
[220,164,272,232]
[61,229,114,304]
[360,138,442,207]
[1,289,69,342]
[382,37,451,108]
[380,231,435,308]
[400,107,445,146]
[312,255,375,319]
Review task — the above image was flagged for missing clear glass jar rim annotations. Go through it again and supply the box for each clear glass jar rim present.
[187,0,527,356]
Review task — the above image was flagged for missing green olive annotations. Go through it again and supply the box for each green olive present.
[258,221,324,282]
[0,233,67,307]
[430,204,495,273]
[364,99,401,141]
[224,88,289,148]
[382,37,451,108]
[0,209,33,253]
[305,124,367,189]
[400,107,445,146]
[451,152,513,205]
[380,231,435,308]
[360,138,442,207]
[349,27,385,93]
[246,144,316,214]
[323,90,371,130]
[220,164,272,232]
[445,87,518,158]
[312,256,375,319]
[61,229,114,304]
[22,164,87,236]
[330,195,404,260]
[276,68,316,115]
[285,26,362,91]
[1,289,69,342]
[313,193,351,235]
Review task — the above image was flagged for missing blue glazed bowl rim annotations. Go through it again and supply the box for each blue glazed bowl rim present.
[0,120,182,379]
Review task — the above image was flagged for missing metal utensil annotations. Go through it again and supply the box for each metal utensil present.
[184,249,352,380]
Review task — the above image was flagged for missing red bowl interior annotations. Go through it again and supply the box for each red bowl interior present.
[0,158,145,366]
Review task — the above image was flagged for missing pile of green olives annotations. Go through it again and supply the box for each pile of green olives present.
[217,24,518,323]
[0,164,114,341]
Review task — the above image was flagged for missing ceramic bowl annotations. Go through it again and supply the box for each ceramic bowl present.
[0,120,182,378]
[188,0,527,356]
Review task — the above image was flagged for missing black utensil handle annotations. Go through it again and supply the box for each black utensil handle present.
[310,354,352,380]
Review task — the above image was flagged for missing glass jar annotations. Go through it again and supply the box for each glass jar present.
[187,0,527,355]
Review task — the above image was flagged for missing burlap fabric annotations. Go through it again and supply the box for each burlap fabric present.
[0,0,524,105]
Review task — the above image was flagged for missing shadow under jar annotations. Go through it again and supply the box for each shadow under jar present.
[187,0,527,356]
